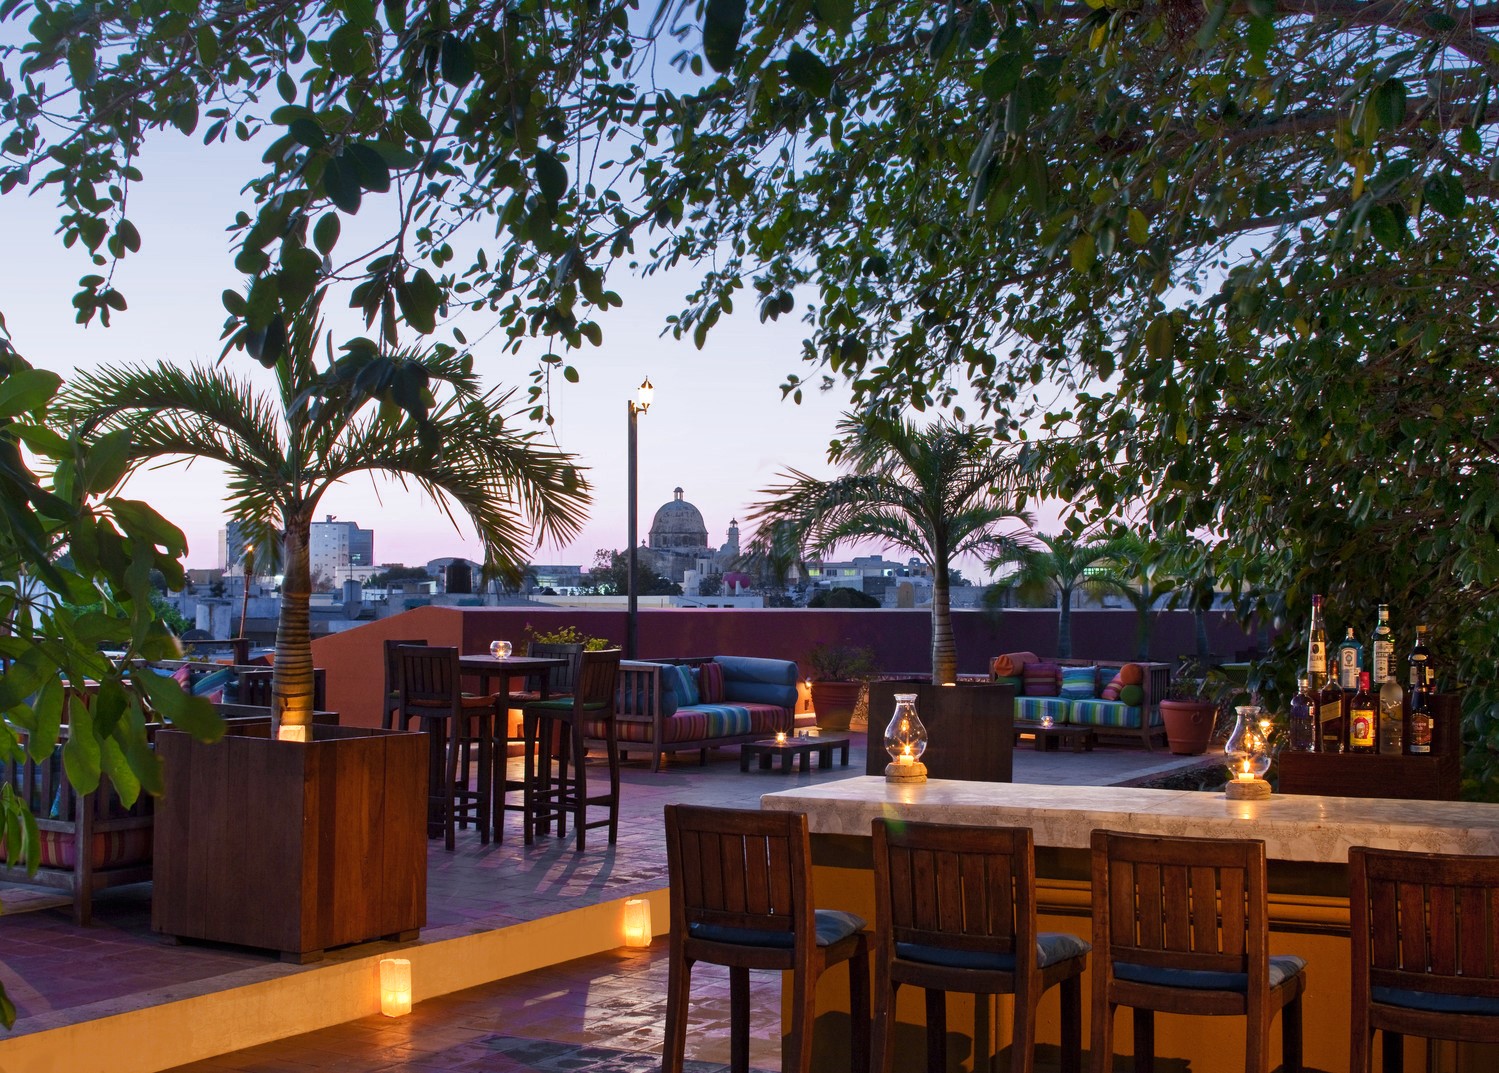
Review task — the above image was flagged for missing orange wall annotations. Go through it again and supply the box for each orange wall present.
[310,606,463,728]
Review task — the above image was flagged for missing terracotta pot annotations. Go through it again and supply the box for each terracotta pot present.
[1160,699,1218,755]
[811,680,864,731]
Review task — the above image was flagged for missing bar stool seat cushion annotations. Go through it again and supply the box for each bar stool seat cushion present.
[405,693,497,711]
[1114,954,1306,993]
[1371,986,1499,1016]
[690,909,866,949]
[896,931,1090,972]
[528,698,607,712]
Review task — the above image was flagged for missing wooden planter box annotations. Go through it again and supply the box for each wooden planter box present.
[152,723,427,962]
[865,682,1015,782]
[1277,693,1462,801]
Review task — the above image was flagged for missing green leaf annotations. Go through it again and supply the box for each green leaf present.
[288,117,327,149]
[703,0,746,74]
[1423,172,1465,219]
[313,212,341,255]
[532,150,568,205]
[981,54,1023,99]
[786,47,834,97]
[1145,314,1174,360]
[0,368,61,418]
[1128,207,1149,245]
[61,693,101,794]
[1069,233,1096,272]
[440,33,475,87]
[383,0,407,32]
[812,0,853,34]
[1374,78,1407,130]
[80,429,132,494]
[346,143,392,193]
[324,155,363,214]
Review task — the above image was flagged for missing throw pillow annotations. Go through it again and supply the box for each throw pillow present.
[1119,683,1145,707]
[1059,665,1098,701]
[1118,662,1145,686]
[191,667,234,704]
[993,651,1040,678]
[171,664,193,689]
[992,675,1023,689]
[1022,662,1060,697]
[673,664,701,707]
[1100,667,1125,701]
[699,661,726,703]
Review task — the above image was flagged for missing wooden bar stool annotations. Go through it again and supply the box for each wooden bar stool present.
[493,641,582,841]
[1090,829,1307,1073]
[871,818,1087,1073]
[395,644,494,850]
[662,804,870,1073]
[1349,846,1499,1072]
[521,648,621,851]
[381,637,426,730]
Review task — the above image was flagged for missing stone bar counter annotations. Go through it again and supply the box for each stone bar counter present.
[761,778,1499,1073]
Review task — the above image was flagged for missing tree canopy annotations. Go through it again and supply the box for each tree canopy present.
[4,0,1498,787]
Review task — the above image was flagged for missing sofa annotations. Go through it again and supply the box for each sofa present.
[596,656,799,772]
[991,652,1170,750]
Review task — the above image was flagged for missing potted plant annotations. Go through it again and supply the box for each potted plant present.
[1159,661,1222,755]
[806,643,877,731]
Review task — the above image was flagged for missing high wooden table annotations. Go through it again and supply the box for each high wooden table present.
[760,778,1499,1072]
[457,653,569,695]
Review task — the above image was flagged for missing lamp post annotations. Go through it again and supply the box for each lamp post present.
[626,377,653,659]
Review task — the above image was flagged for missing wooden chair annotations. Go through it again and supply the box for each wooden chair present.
[395,644,494,850]
[1090,829,1307,1073]
[521,649,621,851]
[662,804,870,1073]
[871,819,1087,1073]
[1349,846,1499,1072]
[381,638,427,730]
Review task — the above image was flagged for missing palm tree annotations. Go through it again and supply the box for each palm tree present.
[987,530,1117,658]
[1093,532,1181,660]
[747,410,1032,684]
[59,292,591,735]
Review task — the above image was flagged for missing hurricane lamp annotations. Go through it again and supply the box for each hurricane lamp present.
[883,693,928,783]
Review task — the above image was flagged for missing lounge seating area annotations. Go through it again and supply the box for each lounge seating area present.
[606,656,799,772]
[992,651,1170,750]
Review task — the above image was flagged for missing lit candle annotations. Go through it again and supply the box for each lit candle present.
[1236,760,1255,782]
[898,747,914,766]
[775,731,787,745]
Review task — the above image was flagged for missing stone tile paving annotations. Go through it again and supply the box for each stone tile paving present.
[1,731,1202,1036]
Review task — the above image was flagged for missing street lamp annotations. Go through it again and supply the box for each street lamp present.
[626,377,653,659]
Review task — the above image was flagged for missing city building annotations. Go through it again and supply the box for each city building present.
[308,515,375,588]
[641,487,742,586]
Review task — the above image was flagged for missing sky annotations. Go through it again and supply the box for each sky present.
[0,117,970,575]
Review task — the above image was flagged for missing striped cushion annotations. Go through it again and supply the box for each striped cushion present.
[1016,697,1071,724]
[1068,699,1162,728]
[1022,662,1060,697]
[698,661,726,703]
[673,664,701,707]
[992,651,1039,677]
[1059,666,1098,700]
[594,703,790,743]
[1100,666,1125,701]
[33,828,153,870]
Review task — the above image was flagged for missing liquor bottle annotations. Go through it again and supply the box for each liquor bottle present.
[1409,624,1434,691]
[1336,627,1364,690]
[1371,603,1393,683]
[1318,665,1345,753]
[1378,672,1404,754]
[1347,671,1377,753]
[1408,674,1433,754]
[1288,675,1320,752]
[1306,593,1328,690]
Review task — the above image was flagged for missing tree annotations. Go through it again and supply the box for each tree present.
[367,565,433,588]
[1091,532,1183,661]
[749,410,1031,683]
[584,548,679,597]
[987,531,1117,659]
[57,291,590,735]
[0,343,219,1028]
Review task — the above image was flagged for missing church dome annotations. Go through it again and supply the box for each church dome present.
[649,487,709,550]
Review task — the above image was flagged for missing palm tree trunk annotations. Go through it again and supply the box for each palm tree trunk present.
[930,567,956,685]
[272,511,315,737]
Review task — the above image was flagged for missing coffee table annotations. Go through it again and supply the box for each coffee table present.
[740,735,851,774]
[1013,720,1097,753]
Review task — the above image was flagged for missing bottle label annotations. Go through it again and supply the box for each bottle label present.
[1350,709,1376,749]
[1410,713,1432,753]
[1372,640,1392,682]
[1308,641,1325,675]
[1339,649,1360,690]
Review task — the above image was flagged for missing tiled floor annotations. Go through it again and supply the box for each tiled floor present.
[2,730,1207,1069]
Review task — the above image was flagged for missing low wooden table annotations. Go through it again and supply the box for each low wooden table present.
[740,735,851,774]
[1013,720,1096,753]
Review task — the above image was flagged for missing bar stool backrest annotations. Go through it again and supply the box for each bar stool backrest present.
[1092,829,1265,981]
[397,645,461,720]
[572,648,622,715]
[873,818,1031,964]
[665,804,813,946]
[525,641,585,694]
[1350,846,1499,1002]
[384,637,428,697]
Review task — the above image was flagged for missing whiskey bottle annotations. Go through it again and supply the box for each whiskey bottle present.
[1347,671,1377,753]
[1336,627,1364,690]
[1370,603,1393,683]
[1408,674,1433,755]
[1306,593,1328,690]
[1318,666,1345,753]
[1409,624,1434,691]
[1288,675,1320,752]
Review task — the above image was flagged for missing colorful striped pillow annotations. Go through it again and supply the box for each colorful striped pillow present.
[1059,665,1098,700]
[699,661,726,703]
[1022,662,1060,697]
[992,651,1039,678]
